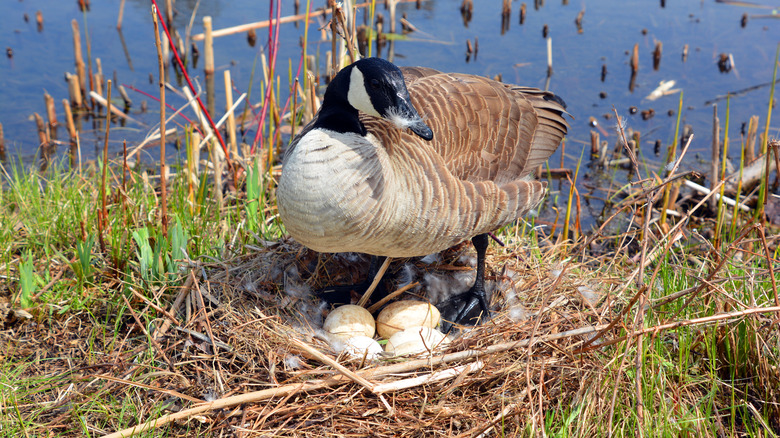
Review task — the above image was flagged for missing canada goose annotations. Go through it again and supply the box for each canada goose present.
[277,57,568,329]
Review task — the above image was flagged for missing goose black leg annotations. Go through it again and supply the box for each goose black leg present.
[440,233,492,333]
[317,255,388,306]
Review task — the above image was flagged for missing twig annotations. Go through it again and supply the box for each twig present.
[89,91,143,125]
[367,281,420,313]
[94,375,201,403]
[358,257,392,307]
[291,338,393,413]
[373,360,484,393]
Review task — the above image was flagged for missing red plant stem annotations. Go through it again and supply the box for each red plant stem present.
[251,0,282,152]
[149,0,233,170]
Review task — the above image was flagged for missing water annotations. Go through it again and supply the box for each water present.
[1,0,777,217]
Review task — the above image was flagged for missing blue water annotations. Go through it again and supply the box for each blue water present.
[1,0,777,181]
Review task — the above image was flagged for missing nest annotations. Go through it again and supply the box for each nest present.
[102,237,613,437]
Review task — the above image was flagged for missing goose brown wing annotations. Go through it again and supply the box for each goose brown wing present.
[403,73,568,184]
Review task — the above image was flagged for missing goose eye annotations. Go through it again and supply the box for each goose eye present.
[370,78,380,89]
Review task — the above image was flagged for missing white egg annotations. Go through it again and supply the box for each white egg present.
[343,336,383,360]
[385,326,447,357]
[376,300,440,339]
[323,305,375,339]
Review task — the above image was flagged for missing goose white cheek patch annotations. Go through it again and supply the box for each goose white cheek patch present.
[347,67,382,118]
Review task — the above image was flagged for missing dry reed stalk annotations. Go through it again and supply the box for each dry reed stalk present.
[96,57,103,84]
[61,99,77,142]
[519,2,526,24]
[94,72,103,100]
[652,41,662,70]
[546,37,553,77]
[71,20,87,105]
[575,10,584,33]
[153,7,169,236]
[745,114,758,163]
[89,92,142,125]
[33,113,49,149]
[630,43,639,74]
[0,122,4,160]
[165,0,173,25]
[118,83,132,107]
[306,70,318,123]
[44,93,58,132]
[357,257,392,307]
[65,73,81,107]
[224,70,238,159]
[203,16,214,76]
[117,0,125,29]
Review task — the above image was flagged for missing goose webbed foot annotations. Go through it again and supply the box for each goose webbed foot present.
[439,233,492,334]
[316,255,388,306]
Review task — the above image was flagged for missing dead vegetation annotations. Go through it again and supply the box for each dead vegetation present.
[3,228,780,437]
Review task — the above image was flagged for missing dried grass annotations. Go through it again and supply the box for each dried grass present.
[4,233,779,437]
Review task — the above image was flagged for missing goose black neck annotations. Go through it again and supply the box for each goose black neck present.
[313,65,367,136]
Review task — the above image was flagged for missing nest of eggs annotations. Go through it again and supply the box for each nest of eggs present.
[115,236,618,437]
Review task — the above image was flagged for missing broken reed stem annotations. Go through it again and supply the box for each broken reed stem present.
[745,115,758,164]
[88,92,142,125]
[153,6,169,236]
[546,37,553,77]
[203,16,214,76]
[44,93,58,132]
[33,113,49,148]
[117,0,125,29]
[224,70,238,159]
[62,99,77,142]
[630,43,639,74]
[71,20,87,106]
[66,73,82,107]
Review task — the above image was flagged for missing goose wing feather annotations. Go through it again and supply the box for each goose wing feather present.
[353,72,567,254]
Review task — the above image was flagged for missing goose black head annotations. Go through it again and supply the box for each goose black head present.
[326,58,434,141]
